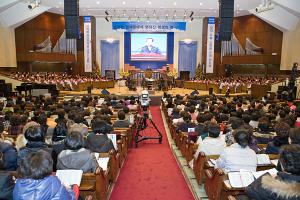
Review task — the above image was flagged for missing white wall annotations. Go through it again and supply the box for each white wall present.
[281,21,300,70]
[0,23,16,67]
[95,18,203,75]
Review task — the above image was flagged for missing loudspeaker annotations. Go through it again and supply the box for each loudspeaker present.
[65,16,79,39]
[209,88,213,95]
[101,89,110,95]
[64,0,79,15]
[219,0,234,41]
[190,90,199,96]
[64,0,80,39]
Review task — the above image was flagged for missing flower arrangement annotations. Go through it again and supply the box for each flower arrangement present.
[167,68,177,77]
[119,71,130,78]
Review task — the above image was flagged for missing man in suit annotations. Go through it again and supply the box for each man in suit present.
[140,38,161,54]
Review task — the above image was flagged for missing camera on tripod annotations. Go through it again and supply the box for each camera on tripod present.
[135,89,162,147]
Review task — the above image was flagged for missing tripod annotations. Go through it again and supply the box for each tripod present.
[135,108,163,148]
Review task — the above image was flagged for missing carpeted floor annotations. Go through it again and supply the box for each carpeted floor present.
[110,106,195,200]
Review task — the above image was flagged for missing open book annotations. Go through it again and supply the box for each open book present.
[97,157,110,171]
[228,168,278,188]
[257,154,271,165]
[107,133,117,150]
[56,169,83,187]
[252,168,278,179]
[228,170,254,188]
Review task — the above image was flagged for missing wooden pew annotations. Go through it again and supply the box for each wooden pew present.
[80,167,108,200]
[205,168,225,200]
[204,154,280,200]
[193,153,219,185]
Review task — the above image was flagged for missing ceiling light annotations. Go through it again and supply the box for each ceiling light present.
[28,0,40,10]
[174,2,177,6]
[97,1,100,5]
[122,1,126,5]
[148,1,151,5]
[199,2,203,6]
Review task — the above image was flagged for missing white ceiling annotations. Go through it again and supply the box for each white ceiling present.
[0,0,299,32]
[42,0,261,18]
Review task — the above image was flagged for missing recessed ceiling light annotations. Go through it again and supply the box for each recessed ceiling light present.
[199,2,203,6]
[96,1,100,5]
[148,1,151,5]
[122,1,126,5]
[174,2,177,6]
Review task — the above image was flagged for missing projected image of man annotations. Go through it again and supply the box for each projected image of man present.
[140,38,161,54]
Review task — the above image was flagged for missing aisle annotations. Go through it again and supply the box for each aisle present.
[110,106,194,200]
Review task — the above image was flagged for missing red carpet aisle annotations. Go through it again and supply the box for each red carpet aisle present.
[110,106,195,200]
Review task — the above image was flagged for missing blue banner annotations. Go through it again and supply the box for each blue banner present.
[112,21,186,32]
[84,16,91,22]
[208,17,215,24]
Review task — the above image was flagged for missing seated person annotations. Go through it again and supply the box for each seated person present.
[215,129,257,173]
[194,123,226,157]
[171,107,181,120]
[253,117,276,144]
[127,100,138,111]
[188,106,197,122]
[8,114,23,135]
[172,110,186,125]
[69,114,89,136]
[86,118,115,153]
[289,127,300,145]
[245,144,300,200]
[176,112,196,133]
[225,117,244,146]
[57,131,97,173]
[249,112,260,129]
[195,114,208,140]
[14,150,75,200]
[0,123,17,170]
[18,125,53,166]
[123,106,134,125]
[266,122,290,154]
[113,110,130,128]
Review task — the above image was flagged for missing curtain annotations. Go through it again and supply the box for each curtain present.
[178,41,197,78]
[101,40,120,79]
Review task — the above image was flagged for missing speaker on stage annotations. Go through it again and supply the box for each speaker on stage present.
[87,86,92,94]
[101,89,110,95]
[191,90,199,96]
[209,88,214,95]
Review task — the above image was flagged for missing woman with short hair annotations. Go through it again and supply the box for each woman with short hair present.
[57,131,97,173]
[215,129,257,173]
[13,150,75,200]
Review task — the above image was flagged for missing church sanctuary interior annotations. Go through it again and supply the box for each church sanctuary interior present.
[1,0,300,200]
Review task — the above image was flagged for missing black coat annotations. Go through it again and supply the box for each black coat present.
[0,142,17,171]
[17,141,53,166]
[85,133,115,153]
[246,172,300,200]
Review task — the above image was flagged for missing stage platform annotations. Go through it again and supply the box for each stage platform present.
[59,86,248,106]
